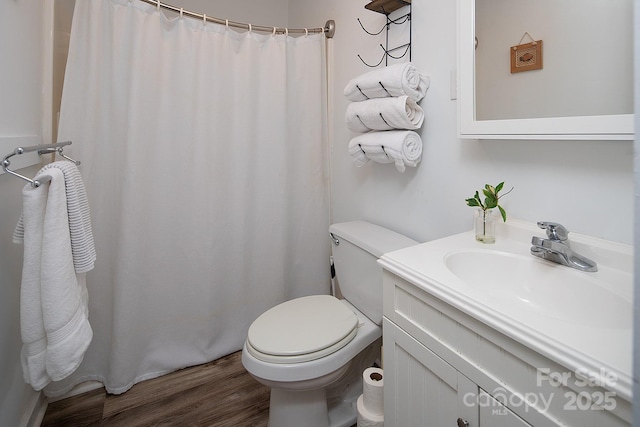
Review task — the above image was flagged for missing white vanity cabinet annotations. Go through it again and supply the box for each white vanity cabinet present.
[383,317,531,427]
[381,269,631,427]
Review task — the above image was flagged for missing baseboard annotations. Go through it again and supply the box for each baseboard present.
[20,391,47,427]
[47,380,103,402]
[18,380,105,427]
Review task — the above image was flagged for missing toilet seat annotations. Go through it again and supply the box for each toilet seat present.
[246,295,359,364]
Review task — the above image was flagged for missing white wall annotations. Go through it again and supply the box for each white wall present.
[633,0,640,422]
[163,0,289,28]
[291,0,634,245]
[0,0,45,425]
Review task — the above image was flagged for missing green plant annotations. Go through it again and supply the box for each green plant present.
[465,182,513,222]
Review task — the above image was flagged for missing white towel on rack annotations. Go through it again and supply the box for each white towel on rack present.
[345,95,424,133]
[18,167,93,390]
[14,161,96,274]
[343,62,430,102]
[348,130,423,172]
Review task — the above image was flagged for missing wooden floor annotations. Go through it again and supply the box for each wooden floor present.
[41,351,271,427]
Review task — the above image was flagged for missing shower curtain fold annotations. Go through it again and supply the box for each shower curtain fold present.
[47,0,330,396]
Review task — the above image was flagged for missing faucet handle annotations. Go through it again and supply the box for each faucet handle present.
[537,221,569,241]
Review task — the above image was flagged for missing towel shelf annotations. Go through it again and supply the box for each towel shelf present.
[358,1,412,67]
[2,141,80,187]
[365,0,411,15]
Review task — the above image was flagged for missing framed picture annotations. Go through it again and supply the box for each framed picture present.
[510,40,543,73]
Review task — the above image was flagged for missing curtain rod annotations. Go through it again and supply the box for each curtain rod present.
[138,0,336,38]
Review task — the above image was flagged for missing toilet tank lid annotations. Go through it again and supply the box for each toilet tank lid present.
[329,221,418,258]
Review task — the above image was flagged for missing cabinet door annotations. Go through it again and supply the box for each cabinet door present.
[478,389,532,427]
[383,318,477,427]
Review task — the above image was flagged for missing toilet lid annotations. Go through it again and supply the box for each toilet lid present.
[247,295,359,364]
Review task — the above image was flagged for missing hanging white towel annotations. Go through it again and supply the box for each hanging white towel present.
[14,161,96,274]
[18,167,93,390]
[348,130,423,173]
[345,95,424,133]
[343,62,430,102]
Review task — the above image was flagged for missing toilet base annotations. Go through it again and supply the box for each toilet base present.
[266,339,381,427]
[267,379,360,427]
[269,388,330,427]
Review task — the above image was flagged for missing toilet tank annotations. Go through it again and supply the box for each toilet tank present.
[329,221,418,325]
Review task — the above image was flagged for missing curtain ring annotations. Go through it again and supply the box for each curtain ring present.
[179,8,183,18]
[156,0,160,11]
[305,28,308,37]
[248,23,252,33]
[272,27,277,35]
[225,19,229,30]
[285,28,288,36]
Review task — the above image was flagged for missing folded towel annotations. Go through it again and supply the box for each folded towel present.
[14,161,96,274]
[348,130,423,173]
[19,167,93,390]
[344,62,430,102]
[345,96,424,133]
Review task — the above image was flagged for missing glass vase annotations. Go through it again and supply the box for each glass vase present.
[474,208,495,244]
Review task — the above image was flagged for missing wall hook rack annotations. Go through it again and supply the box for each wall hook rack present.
[358,0,411,68]
[357,18,386,36]
[358,42,411,68]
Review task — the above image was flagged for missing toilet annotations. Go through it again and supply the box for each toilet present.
[241,221,418,427]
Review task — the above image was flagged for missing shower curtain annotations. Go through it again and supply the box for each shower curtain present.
[48,0,330,395]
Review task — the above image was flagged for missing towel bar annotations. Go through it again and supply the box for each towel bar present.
[2,141,79,187]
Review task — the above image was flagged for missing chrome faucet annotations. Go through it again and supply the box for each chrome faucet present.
[530,222,598,272]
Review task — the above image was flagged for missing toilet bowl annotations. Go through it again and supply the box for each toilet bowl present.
[241,221,418,427]
[241,298,382,427]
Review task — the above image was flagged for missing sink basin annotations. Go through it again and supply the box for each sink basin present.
[444,249,632,329]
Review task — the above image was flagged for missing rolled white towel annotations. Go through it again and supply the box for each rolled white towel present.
[345,96,424,133]
[344,62,430,102]
[348,130,423,172]
[348,140,370,168]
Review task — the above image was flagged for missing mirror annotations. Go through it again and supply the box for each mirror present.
[457,0,634,140]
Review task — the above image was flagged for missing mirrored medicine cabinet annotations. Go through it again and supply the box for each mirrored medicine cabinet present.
[457,0,634,140]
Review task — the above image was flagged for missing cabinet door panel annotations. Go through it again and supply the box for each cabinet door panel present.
[384,319,474,427]
[479,390,532,427]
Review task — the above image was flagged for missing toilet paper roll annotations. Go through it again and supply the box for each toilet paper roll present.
[362,367,384,416]
[357,394,384,427]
